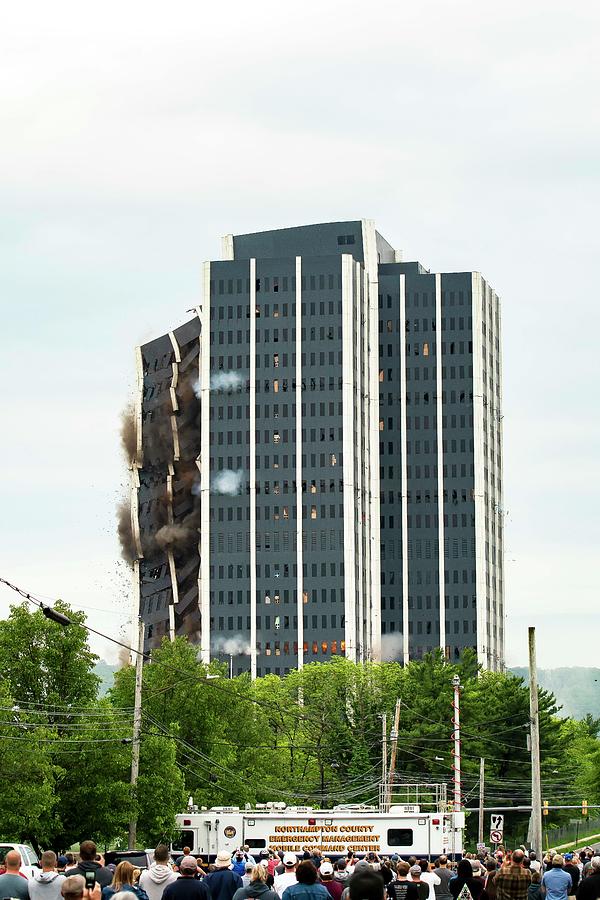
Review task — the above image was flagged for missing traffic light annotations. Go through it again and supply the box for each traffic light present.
[582,800,588,818]
[543,800,548,817]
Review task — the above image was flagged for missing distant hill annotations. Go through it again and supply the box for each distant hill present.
[95,660,118,696]
[509,667,600,720]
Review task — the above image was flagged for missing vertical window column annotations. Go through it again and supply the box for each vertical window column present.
[295,256,304,671]
[400,274,410,664]
[250,259,257,679]
[435,273,446,654]
[341,253,357,661]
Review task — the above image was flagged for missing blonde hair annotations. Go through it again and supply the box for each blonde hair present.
[251,866,268,884]
[111,862,136,891]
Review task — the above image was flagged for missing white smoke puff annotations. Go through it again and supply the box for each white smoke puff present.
[211,469,246,496]
[213,634,252,656]
[380,632,405,663]
[211,371,245,391]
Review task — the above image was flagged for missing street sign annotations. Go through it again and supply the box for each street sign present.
[490,813,504,845]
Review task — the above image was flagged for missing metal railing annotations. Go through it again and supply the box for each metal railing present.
[379,781,448,812]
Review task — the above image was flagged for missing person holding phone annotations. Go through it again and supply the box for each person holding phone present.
[66,844,113,890]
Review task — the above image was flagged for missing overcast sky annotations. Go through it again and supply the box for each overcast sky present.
[1,0,598,669]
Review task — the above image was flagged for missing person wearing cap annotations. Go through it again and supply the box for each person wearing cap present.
[319,863,342,900]
[541,856,572,900]
[162,857,210,900]
[205,855,243,900]
[280,862,329,900]
[564,857,580,896]
[274,856,298,899]
[406,867,428,900]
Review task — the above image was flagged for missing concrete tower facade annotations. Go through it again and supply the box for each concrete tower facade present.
[129,220,504,672]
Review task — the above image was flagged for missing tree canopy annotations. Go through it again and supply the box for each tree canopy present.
[1,602,599,850]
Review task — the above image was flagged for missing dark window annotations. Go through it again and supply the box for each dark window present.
[387,829,414,847]
[346,234,355,244]
[245,838,267,849]
[172,830,195,852]
[337,235,346,245]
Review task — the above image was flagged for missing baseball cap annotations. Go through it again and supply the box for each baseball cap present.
[320,863,334,876]
[410,866,422,877]
[564,854,573,861]
[57,857,68,868]
[180,857,198,873]
[283,853,297,867]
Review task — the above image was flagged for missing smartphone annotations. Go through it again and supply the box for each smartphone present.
[84,871,96,891]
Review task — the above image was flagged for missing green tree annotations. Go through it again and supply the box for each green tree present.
[0,681,59,848]
[0,602,99,709]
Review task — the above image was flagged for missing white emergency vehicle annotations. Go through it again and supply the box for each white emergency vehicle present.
[172,786,464,861]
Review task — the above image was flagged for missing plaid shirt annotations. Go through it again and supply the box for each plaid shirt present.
[494,865,532,900]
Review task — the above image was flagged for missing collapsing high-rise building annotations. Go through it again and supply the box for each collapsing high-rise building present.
[122,220,504,673]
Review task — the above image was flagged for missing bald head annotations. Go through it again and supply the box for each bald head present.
[512,851,525,865]
[4,850,22,871]
[61,875,85,900]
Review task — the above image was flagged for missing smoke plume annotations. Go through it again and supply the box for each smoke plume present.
[380,632,405,663]
[193,371,245,397]
[211,469,246,496]
[120,404,137,464]
[155,523,196,551]
[117,499,136,563]
[212,634,252,656]
[117,646,132,668]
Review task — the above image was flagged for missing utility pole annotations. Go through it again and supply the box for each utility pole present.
[386,699,402,808]
[478,758,485,844]
[382,713,388,788]
[529,627,543,855]
[452,675,461,811]
[128,615,144,850]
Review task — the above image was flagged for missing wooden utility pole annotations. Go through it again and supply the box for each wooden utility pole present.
[382,713,388,787]
[478,758,485,844]
[128,614,144,849]
[386,699,401,807]
[529,627,543,855]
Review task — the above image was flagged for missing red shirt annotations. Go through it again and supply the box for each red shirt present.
[322,881,344,900]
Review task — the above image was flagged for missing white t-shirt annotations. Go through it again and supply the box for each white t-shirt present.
[274,871,297,898]
[420,871,441,900]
